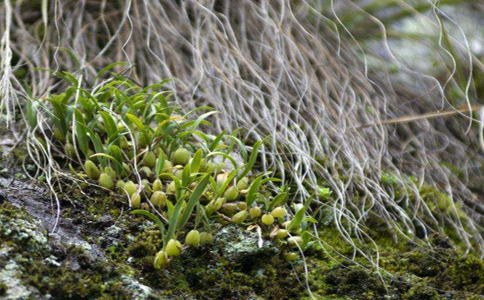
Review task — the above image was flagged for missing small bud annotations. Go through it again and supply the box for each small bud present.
[215,163,225,174]
[162,159,173,172]
[153,250,169,269]
[124,181,138,197]
[205,202,217,214]
[151,191,167,207]
[236,177,249,190]
[275,229,289,239]
[173,169,183,179]
[284,252,299,261]
[165,239,182,257]
[185,230,201,247]
[152,179,163,192]
[95,117,105,131]
[54,127,65,142]
[120,136,130,149]
[281,221,291,229]
[231,210,248,224]
[224,186,239,201]
[104,166,117,180]
[141,203,150,211]
[215,198,225,208]
[122,162,131,174]
[136,131,149,148]
[237,202,247,211]
[141,179,152,194]
[261,214,274,225]
[200,232,215,245]
[198,158,207,171]
[160,160,174,179]
[221,203,238,215]
[140,166,153,179]
[166,181,176,194]
[131,193,141,208]
[204,162,215,173]
[99,173,114,189]
[64,143,76,159]
[250,206,262,218]
[271,207,286,219]
[116,180,126,189]
[84,160,101,180]
[171,148,191,165]
[143,151,156,168]
[239,189,249,195]
[206,200,221,214]
[87,149,98,163]
[116,122,125,131]
[287,236,303,248]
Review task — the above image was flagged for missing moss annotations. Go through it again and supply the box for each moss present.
[305,224,484,299]
[406,282,439,300]
[0,282,7,296]
[445,256,484,295]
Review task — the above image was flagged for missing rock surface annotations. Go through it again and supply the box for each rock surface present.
[1,149,484,299]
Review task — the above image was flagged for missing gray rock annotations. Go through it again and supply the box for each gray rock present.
[214,225,279,264]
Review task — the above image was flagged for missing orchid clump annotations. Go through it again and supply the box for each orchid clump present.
[30,69,319,268]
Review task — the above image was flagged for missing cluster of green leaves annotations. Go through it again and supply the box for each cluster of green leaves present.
[29,66,317,268]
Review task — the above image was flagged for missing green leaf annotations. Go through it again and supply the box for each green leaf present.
[164,175,209,244]
[100,111,118,141]
[191,131,211,147]
[90,153,123,172]
[165,198,184,244]
[181,164,191,187]
[209,130,227,151]
[301,231,311,250]
[141,79,173,93]
[26,98,38,129]
[206,152,238,170]
[50,98,69,135]
[226,134,248,162]
[178,175,210,232]
[304,217,318,224]
[163,174,183,200]
[182,106,213,118]
[86,129,105,163]
[268,191,288,211]
[108,144,124,174]
[57,47,81,69]
[126,113,150,146]
[190,149,203,173]
[74,109,89,156]
[246,174,265,207]
[125,113,146,131]
[155,152,166,178]
[217,167,242,197]
[96,62,129,78]
[183,111,218,132]
[288,195,313,231]
[55,71,79,86]
[238,140,262,181]
[166,200,175,220]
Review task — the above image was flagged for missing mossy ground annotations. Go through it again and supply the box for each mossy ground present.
[1,146,484,299]
[306,227,484,299]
